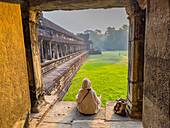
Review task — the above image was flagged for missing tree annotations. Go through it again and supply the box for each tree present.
[83,24,128,51]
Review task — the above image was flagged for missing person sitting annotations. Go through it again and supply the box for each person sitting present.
[76,78,102,114]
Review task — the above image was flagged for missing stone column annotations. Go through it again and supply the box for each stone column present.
[56,44,59,59]
[125,0,145,119]
[44,42,48,60]
[73,45,75,53]
[67,45,70,55]
[40,39,44,63]
[49,41,52,60]
[59,44,63,57]
[64,44,66,56]
[21,10,45,113]
[70,45,73,54]
[65,45,67,55]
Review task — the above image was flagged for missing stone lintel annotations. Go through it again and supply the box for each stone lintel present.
[27,0,130,11]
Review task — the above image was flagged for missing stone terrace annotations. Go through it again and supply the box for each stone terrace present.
[31,97,143,128]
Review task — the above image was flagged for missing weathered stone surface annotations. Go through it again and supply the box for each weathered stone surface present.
[110,121,143,128]
[21,9,45,113]
[30,95,58,128]
[136,0,146,10]
[25,0,130,11]
[13,111,30,128]
[126,0,145,119]
[0,1,31,128]
[43,52,87,90]
[72,120,143,128]
[143,0,170,128]
[72,120,109,128]
[41,102,77,123]
[41,101,105,124]
[38,101,143,127]
[38,123,71,128]
[73,108,106,120]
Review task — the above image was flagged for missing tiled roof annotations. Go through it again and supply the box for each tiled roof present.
[37,27,52,38]
[41,17,83,42]
[51,36,84,45]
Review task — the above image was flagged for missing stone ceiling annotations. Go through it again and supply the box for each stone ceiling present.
[26,0,130,11]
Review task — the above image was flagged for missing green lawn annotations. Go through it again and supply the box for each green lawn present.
[63,51,128,108]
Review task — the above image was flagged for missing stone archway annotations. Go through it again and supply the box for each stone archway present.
[20,0,145,118]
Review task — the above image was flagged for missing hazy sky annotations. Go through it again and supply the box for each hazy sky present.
[43,8,128,34]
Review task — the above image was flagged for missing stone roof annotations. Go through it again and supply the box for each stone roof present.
[41,17,83,42]
[37,27,52,38]
[51,36,84,45]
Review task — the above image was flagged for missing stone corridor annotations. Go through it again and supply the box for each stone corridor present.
[30,96,143,128]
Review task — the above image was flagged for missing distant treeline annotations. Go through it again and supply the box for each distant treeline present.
[84,24,128,51]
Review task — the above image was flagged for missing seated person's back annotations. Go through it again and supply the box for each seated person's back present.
[76,78,101,114]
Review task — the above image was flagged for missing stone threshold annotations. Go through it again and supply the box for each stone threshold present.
[36,101,143,128]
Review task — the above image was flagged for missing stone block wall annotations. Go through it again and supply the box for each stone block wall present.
[143,0,170,127]
[0,1,31,128]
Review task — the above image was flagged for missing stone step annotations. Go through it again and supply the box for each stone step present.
[37,101,143,128]
[30,95,59,128]
[72,120,143,128]
[38,101,105,125]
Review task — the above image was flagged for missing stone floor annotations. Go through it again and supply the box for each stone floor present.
[37,101,143,128]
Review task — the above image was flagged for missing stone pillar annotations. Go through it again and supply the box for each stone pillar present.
[44,42,48,60]
[70,45,73,54]
[64,44,66,56]
[56,44,59,59]
[68,45,70,55]
[73,45,75,53]
[125,0,145,119]
[40,39,44,63]
[67,45,70,55]
[49,41,52,60]
[21,10,45,113]
[65,45,67,55]
[59,44,63,57]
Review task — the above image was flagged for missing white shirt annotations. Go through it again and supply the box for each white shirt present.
[76,89,101,114]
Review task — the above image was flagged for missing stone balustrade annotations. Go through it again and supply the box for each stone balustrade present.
[43,51,88,96]
[41,50,85,75]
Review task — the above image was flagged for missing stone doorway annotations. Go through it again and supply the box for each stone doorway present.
[21,0,145,123]
[1,0,169,127]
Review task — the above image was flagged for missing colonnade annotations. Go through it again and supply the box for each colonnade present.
[39,39,85,63]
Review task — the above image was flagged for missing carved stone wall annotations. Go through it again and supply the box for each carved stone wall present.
[21,5,45,113]
[143,0,170,127]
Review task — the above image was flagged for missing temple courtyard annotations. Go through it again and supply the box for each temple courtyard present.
[64,51,128,108]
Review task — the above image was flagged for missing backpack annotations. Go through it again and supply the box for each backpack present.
[113,98,127,115]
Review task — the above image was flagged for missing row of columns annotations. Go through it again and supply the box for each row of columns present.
[39,39,85,63]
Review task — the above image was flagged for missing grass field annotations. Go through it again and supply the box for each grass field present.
[63,51,128,108]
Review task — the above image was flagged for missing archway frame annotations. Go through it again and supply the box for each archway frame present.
[20,0,146,118]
